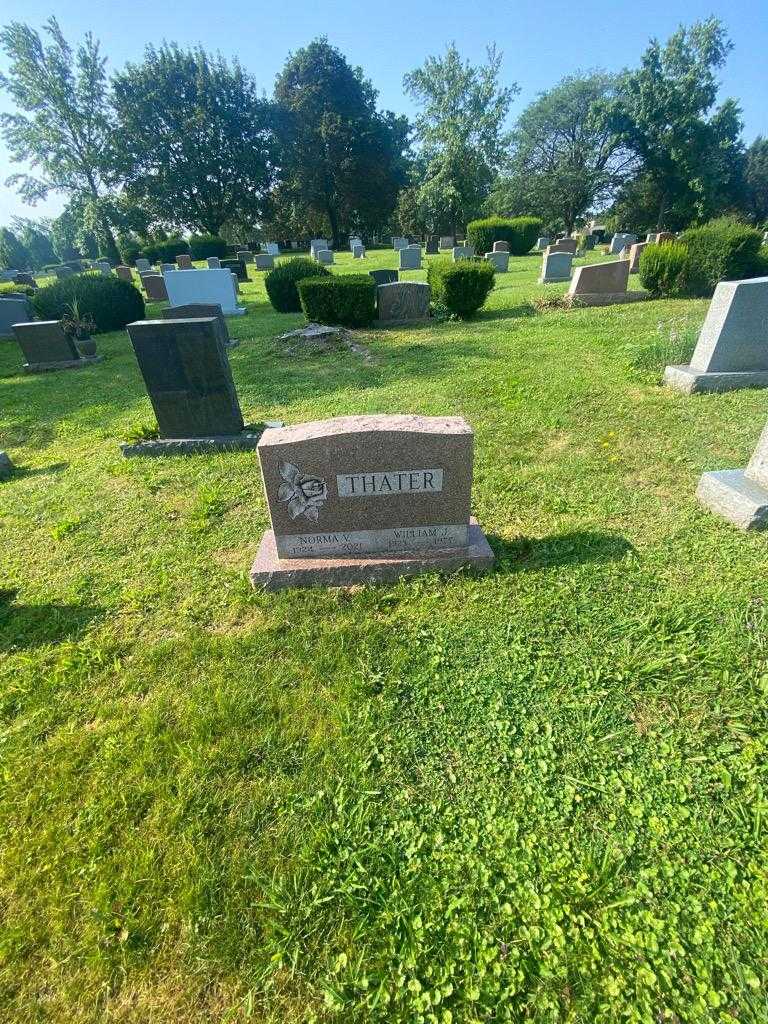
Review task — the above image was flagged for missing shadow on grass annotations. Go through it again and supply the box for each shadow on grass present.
[488,531,634,572]
[476,304,537,323]
[0,588,101,651]
[6,461,70,479]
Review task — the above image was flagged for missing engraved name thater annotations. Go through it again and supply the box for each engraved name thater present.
[336,468,443,498]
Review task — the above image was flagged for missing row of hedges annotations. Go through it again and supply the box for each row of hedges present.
[31,273,145,333]
[466,216,542,256]
[298,275,376,327]
[120,236,230,266]
[427,258,495,318]
[639,220,768,297]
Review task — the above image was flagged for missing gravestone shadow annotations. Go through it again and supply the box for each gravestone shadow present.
[0,588,101,651]
[7,461,69,479]
[487,530,634,573]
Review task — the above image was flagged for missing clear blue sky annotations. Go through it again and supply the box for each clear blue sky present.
[0,0,765,224]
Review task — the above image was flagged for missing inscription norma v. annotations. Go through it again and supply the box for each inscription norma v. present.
[337,468,443,498]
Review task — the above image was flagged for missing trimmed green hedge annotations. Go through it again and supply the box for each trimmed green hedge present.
[638,242,692,298]
[32,272,145,333]
[0,282,36,297]
[427,258,495,318]
[679,219,766,295]
[265,258,330,313]
[142,238,189,264]
[466,216,542,257]
[298,274,376,327]
[189,234,228,260]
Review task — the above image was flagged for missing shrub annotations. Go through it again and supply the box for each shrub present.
[298,274,376,327]
[638,242,691,298]
[142,237,189,264]
[679,218,765,296]
[32,272,145,333]
[265,258,331,313]
[0,282,36,297]
[466,216,543,256]
[427,258,495,318]
[189,234,228,260]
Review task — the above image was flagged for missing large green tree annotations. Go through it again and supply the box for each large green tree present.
[0,18,121,260]
[12,218,57,268]
[112,45,279,235]
[743,137,768,225]
[601,18,743,230]
[404,44,517,234]
[0,227,30,269]
[489,72,634,233]
[274,39,409,247]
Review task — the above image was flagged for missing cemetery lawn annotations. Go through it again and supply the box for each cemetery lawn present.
[2,249,768,1024]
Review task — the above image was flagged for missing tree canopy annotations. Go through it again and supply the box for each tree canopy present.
[112,45,278,236]
[273,38,408,247]
[404,44,517,233]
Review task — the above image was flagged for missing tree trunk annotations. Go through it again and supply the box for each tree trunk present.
[326,204,340,250]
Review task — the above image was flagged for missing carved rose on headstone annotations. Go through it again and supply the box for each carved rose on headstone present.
[277,461,327,522]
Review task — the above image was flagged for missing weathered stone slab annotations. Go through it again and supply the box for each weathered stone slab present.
[352,244,365,259]
[310,239,328,258]
[392,236,409,250]
[349,237,363,252]
[664,277,768,393]
[255,254,275,270]
[125,317,245,448]
[492,241,509,252]
[161,302,238,348]
[163,267,245,315]
[536,237,550,250]
[568,259,629,296]
[399,246,422,270]
[485,251,509,272]
[628,242,648,273]
[548,238,577,255]
[116,265,133,282]
[141,274,169,301]
[207,257,221,268]
[452,246,475,261]
[439,236,455,250]
[539,251,573,283]
[316,249,334,265]
[370,269,398,287]
[250,414,494,588]
[377,282,430,322]
[176,254,193,269]
[697,420,768,529]
[426,236,439,254]
[237,250,254,264]
[136,258,151,273]
[610,232,636,255]
[0,296,32,338]
[13,320,100,373]
[264,242,279,256]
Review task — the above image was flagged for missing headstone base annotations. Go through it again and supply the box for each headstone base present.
[663,364,768,394]
[538,275,571,284]
[121,422,283,458]
[567,291,647,307]
[23,355,103,374]
[696,469,768,530]
[250,517,495,591]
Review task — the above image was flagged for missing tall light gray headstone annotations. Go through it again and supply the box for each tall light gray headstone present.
[697,418,768,529]
[539,251,573,283]
[610,232,637,255]
[485,251,509,272]
[452,246,475,261]
[664,277,768,393]
[399,246,422,270]
[392,236,409,250]
[316,249,334,265]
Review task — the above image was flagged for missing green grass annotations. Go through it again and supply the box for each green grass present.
[1,249,768,1023]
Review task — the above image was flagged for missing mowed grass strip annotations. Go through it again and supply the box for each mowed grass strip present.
[1,249,767,1023]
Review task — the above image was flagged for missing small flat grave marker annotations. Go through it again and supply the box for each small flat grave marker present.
[13,320,102,373]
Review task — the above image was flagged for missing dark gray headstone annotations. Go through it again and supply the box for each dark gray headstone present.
[369,269,399,287]
[13,272,36,288]
[161,302,233,348]
[0,296,32,338]
[221,259,248,282]
[425,236,439,254]
[13,321,80,366]
[127,317,244,439]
